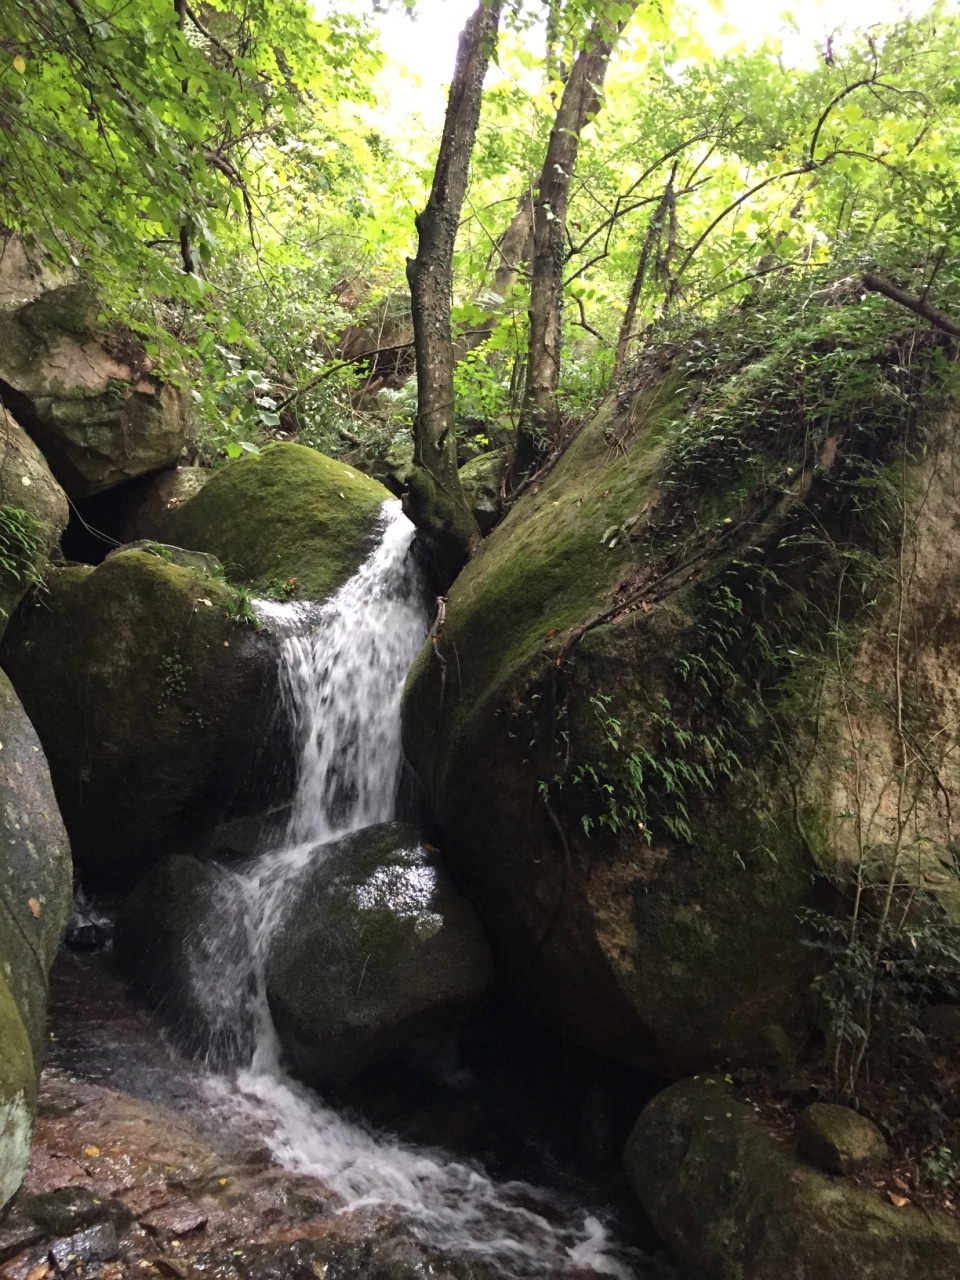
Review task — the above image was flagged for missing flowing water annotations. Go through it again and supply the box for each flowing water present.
[178,500,643,1278]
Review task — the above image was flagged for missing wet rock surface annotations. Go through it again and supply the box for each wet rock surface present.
[265,823,496,1085]
[7,952,669,1280]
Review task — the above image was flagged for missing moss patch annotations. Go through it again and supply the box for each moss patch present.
[0,973,36,1210]
[168,442,391,601]
[2,550,280,889]
[626,1076,960,1279]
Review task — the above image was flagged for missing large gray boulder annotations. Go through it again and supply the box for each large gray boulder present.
[625,1076,960,1280]
[1,549,281,890]
[0,669,72,1209]
[265,823,495,1084]
[0,245,189,498]
[401,314,960,1078]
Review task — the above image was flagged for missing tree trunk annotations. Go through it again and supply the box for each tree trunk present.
[512,4,638,484]
[614,170,676,372]
[405,0,504,587]
[455,192,534,359]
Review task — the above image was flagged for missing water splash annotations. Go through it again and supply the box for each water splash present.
[185,500,641,1278]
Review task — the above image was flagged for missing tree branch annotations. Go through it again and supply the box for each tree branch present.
[860,272,960,339]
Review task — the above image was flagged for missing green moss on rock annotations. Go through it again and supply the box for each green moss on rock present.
[1,550,280,889]
[401,369,829,1073]
[625,1076,960,1279]
[265,822,495,1084]
[0,670,71,1068]
[0,974,36,1211]
[114,855,234,1055]
[796,1102,889,1176]
[167,443,391,601]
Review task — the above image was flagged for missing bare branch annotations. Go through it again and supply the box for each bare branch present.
[861,272,960,339]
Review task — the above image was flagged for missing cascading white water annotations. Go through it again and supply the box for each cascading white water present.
[279,503,428,845]
[190,500,637,1279]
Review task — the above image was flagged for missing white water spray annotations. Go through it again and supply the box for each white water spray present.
[191,500,637,1278]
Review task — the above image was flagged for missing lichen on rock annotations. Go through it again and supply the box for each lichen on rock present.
[0,975,36,1212]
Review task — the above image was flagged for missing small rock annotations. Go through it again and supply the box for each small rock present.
[48,1222,118,1272]
[796,1102,889,1176]
[0,1210,43,1265]
[23,1188,105,1237]
[140,1203,207,1238]
[105,542,223,578]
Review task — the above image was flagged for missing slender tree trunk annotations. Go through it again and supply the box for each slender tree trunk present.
[614,169,675,371]
[512,4,638,484]
[456,192,534,358]
[405,0,504,585]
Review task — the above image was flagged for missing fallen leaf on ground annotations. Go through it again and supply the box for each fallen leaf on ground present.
[28,897,42,918]
[887,1191,910,1207]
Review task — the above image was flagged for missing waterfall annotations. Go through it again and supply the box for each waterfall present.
[186,500,637,1279]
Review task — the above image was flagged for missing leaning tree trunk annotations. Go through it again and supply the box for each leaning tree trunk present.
[455,192,534,359]
[405,0,504,587]
[512,5,638,485]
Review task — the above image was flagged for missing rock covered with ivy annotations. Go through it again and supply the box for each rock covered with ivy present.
[402,283,960,1077]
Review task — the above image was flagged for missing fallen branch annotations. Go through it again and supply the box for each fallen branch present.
[861,271,960,339]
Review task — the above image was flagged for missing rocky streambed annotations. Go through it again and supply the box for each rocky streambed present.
[0,949,669,1280]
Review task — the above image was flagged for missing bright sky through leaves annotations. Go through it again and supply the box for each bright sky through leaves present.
[323,0,929,132]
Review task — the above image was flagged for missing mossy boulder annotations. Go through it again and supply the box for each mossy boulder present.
[1,549,282,890]
[264,822,495,1085]
[0,670,72,1067]
[401,379,820,1074]
[0,669,70,1210]
[165,443,391,601]
[0,407,69,636]
[624,1075,960,1279]
[0,975,36,1212]
[114,855,247,1059]
[0,281,189,498]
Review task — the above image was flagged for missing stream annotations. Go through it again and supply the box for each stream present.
[36,502,672,1280]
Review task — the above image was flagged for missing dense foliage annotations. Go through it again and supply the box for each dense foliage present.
[4,0,960,464]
